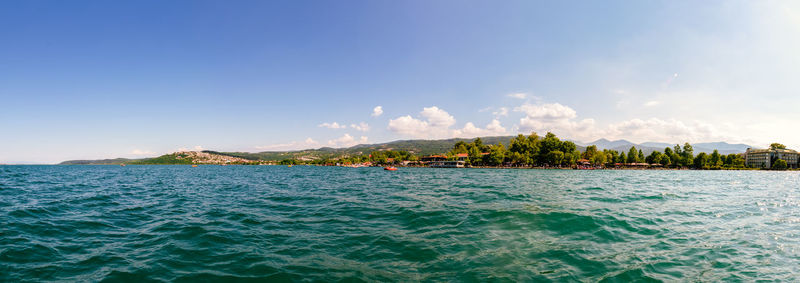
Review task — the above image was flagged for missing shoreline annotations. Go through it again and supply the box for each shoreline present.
[16,164,792,171]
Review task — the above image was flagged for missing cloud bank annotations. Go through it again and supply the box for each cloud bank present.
[328,134,368,148]
[388,106,506,139]
[318,122,346,129]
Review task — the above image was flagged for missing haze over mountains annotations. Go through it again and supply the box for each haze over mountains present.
[574,139,753,155]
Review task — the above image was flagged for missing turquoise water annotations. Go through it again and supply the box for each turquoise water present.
[1,165,800,282]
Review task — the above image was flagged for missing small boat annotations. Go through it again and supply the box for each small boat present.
[288,165,293,168]
[384,166,397,171]
[120,164,126,167]
[192,165,198,167]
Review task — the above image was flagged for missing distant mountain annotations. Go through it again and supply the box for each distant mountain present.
[693,142,752,153]
[59,136,524,164]
[61,136,754,164]
[60,158,135,165]
[640,142,673,148]
[60,151,256,165]
[583,138,637,150]
[575,139,754,155]
[213,136,531,161]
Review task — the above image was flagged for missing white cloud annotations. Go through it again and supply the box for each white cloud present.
[510,102,600,141]
[388,106,506,139]
[514,103,577,120]
[387,115,432,138]
[508,92,528,99]
[420,106,456,128]
[255,138,319,151]
[492,107,509,117]
[603,118,732,144]
[509,100,753,145]
[384,100,763,146]
[178,145,205,152]
[454,119,507,137]
[318,122,346,129]
[327,134,368,148]
[371,106,383,117]
[387,106,456,138]
[130,149,155,156]
[519,116,597,141]
[350,122,370,132]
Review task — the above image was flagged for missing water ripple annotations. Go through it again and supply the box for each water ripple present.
[2,166,800,281]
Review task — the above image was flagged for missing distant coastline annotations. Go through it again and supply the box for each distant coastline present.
[57,133,796,171]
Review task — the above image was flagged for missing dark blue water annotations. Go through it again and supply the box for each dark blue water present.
[2,165,800,281]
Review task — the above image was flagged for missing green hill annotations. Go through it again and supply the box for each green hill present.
[59,158,136,165]
[211,136,526,161]
[60,135,586,164]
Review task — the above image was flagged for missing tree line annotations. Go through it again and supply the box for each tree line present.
[287,132,790,170]
[443,133,749,169]
[581,143,746,169]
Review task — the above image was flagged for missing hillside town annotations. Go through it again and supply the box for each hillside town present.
[172,151,258,164]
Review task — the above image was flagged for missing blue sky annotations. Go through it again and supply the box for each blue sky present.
[2,1,800,163]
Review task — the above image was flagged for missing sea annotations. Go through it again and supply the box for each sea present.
[1,165,799,282]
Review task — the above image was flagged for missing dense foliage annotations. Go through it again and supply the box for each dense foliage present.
[129,153,196,165]
[242,133,789,170]
[772,159,788,170]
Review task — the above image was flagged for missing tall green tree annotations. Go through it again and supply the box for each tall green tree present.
[560,141,579,166]
[770,143,787,150]
[508,134,539,165]
[669,145,682,167]
[546,150,564,166]
[591,151,606,165]
[560,141,577,155]
[680,143,694,167]
[773,159,788,170]
[627,147,638,163]
[538,132,562,165]
[583,145,598,159]
[468,146,482,165]
[694,152,708,169]
[616,151,626,164]
[646,151,662,164]
[710,150,722,167]
[660,155,671,166]
[451,141,469,155]
[486,143,506,166]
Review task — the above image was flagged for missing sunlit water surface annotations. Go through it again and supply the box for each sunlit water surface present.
[2,165,799,281]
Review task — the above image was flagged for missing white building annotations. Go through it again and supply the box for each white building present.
[745,148,799,168]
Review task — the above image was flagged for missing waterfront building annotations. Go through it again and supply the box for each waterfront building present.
[429,160,465,168]
[745,148,799,168]
[420,155,447,162]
